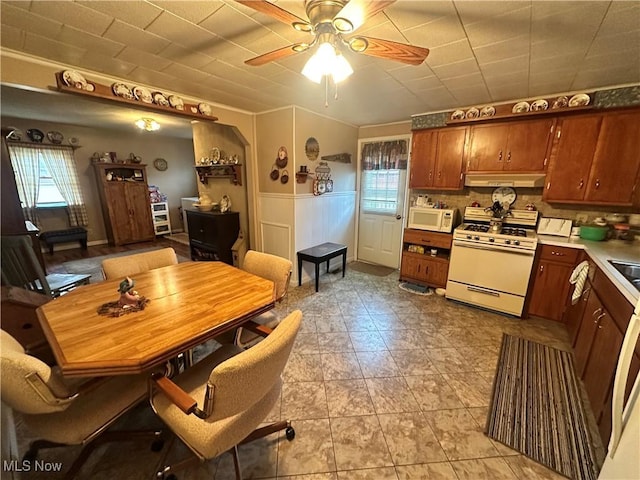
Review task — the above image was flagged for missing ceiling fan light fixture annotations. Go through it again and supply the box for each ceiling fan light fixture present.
[332,16,353,33]
[292,21,313,32]
[292,43,311,53]
[301,42,353,84]
[348,37,368,53]
[135,118,160,132]
[332,52,353,83]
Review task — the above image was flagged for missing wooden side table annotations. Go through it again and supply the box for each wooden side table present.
[297,242,347,292]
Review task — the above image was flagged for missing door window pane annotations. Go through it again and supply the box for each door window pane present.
[361,169,400,214]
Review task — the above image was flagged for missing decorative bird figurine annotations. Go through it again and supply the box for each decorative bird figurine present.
[118,277,140,307]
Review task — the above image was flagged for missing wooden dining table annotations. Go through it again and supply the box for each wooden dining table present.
[36,261,276,377]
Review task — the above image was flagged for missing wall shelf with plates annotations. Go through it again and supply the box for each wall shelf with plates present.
[195,165,242,186]
[54,71,219,123]
[446,93,594,125]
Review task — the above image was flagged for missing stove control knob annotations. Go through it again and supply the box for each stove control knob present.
[466,235,472,240]
[474,236,480,241]
[505,239,511,245]
[514,240,520,246]
[489,237,495,242]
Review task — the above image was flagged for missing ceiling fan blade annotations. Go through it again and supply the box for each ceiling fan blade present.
[235,0,311,29]
[349,36,429,66]
[245,43,309,66]
[333,0,396,33]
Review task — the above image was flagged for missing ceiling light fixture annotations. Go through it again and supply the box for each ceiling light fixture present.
[135,118,160,132]
[302,40,353,107]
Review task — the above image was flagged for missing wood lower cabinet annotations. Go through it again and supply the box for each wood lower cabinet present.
[466,118,554,172]
[186,210,239,265]
[400,229,452,288]
[527,245,583,321]
[94,163,154,246]
[571,264,639,443]
[544,110,640,206]
[410,126,467,190]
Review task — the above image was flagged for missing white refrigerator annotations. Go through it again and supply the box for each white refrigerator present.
[599,297,640,479]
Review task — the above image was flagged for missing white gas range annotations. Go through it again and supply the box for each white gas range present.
[446,207,539,317]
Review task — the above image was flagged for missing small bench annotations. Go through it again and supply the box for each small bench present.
[297,242,347,292]
[39,227,88,254]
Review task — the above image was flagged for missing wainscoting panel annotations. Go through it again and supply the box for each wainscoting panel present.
[260,221,291,261]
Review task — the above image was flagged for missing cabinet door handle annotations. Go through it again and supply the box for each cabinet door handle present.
[582,287,591,300]
[438,171,441,178]
[539,265,544,273]
[595,179,600,189]
[498,150,503,162]
[507,151,511,163]
[421,239,431,243]
[551,251,565,256]
[578,179,584,189]
[596,312,606,326]
[592,307,603,319]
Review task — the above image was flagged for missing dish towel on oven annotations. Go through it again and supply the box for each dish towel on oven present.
[570,261,590,305]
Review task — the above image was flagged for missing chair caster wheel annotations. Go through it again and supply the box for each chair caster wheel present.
[151,439,164,452]
[285,426,295,441]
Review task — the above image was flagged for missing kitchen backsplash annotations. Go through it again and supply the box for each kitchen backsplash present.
[410,187,636,225]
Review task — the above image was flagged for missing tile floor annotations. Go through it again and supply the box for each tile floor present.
[14,266,593,479]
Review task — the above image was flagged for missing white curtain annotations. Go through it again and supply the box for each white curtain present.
[7,144,40,223]
[41,147,89,226]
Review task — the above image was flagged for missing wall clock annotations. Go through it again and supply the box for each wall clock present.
[491,187,516,207]
[153,158,168,171]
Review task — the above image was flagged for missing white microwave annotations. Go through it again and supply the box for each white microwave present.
[408,207,458,233]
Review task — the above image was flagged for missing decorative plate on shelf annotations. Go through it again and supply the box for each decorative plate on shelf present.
[198,103,212,116]
[153,158,168,171]
[552,96,568,109]
[62,70,88,89]
[26,129,45,143]
[47,131,64,144]
[153,92,170,107]
[480,106,495,117]
[569,93,590,107]
[68,137,79,146]
[112,83,133,100]
[6,128,22,141]
[465,107,480,119]
[168,95,184,110]
[451,110,465,120]
[512,101,530,113]
[531,99,548,111]
[133,86,153,103]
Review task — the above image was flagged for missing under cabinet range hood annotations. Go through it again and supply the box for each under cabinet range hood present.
[464,173,546,188]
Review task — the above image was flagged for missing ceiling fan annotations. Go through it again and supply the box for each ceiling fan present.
[236,0,430,68]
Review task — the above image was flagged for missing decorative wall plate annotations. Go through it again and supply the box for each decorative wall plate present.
[62,70,87,89]
[569,93,590,107]
[6,128,22,141]
[480,106,495,117]
[531,99,548,111]
[198,103,212,116]
[153,158,168,171]
[552,96,568,109]
[305,137,319,161]
[153,92,170,107]
[465,107,479,119]
[451,110,465,120]
[47,131,64,144]
[112,83,133,100]
[512,101,530,113]
[26,128,44,143]
[168,95,184,110]
[133,86,153,103]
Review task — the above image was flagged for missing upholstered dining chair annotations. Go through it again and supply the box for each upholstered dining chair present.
[218,250,293,348]
[0,330,163,479]
[1,234,90,298]
[150,309,302,480]
[101,247,178,280]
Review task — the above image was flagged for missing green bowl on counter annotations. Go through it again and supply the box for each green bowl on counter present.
[579,225,609,241]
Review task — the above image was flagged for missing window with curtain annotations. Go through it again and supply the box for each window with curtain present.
[360,139,408,215]
[7,144,89,226]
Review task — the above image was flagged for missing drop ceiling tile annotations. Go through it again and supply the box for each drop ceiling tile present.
[0,4,63,39]
[29,1,113,35]
[573,65,640,91]
[481,55,529,79]
[149,0,224,25]
[529,42,587,66]
[449,83,491,104]
[599,2,640,36]
[456,1,526,25]
[1,25,24,50]
[387,64,437,83]
[531,1,606,20]
[116,47,172,72]
[78,50,137,78]
[404,75,447,93]
[527,78,575,96]
[2,1,29,11]
[431,58,479,80]
[23,32,86,66]
[158,43,216,70]
[199,4,273,46]
[385,1,458,31]
[75,1,163,29]
[588,30,640,57]
[473,35,529,65]
[57,25,124,57]
[462,4,532,48]
[127,66,178,91]
[354,21,406,44]
[404,15,469,49]
[414,86,458,107]
[581,50,640,73]
[486,82,530,103]
[484,70,529,88]
[427,40,475,67]
[199,39,254,64]
[145,11,217,50]
[103,20,171,55]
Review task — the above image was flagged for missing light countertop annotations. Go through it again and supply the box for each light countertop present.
[537,235,640,305]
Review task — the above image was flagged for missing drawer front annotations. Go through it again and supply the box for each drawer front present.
[404,229,452,249]
[539,245,581,264]
[152,202,168,213]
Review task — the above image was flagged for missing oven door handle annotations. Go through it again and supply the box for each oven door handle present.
[467,286,500,297]
[453,240,535,256]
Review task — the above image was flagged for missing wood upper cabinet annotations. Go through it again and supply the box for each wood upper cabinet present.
[410,126,466,190]
[94,163,154,246]
[466,118,554,172]
[544,110,640,205]
[527,245,582,322]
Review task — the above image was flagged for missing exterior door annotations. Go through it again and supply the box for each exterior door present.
[357,137,409,269]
